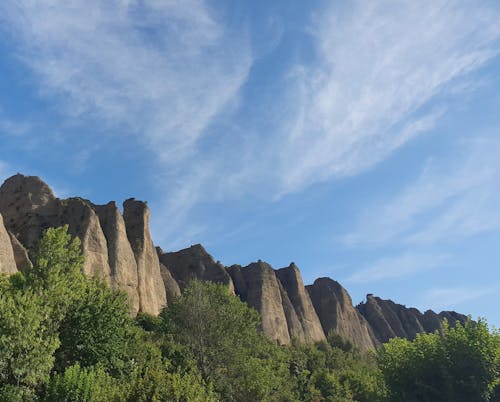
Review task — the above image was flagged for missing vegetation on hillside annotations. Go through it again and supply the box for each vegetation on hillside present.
[0,226,498,401]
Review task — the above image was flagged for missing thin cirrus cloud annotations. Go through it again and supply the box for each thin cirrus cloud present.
[1,1,500,246]
[344,139,500,248]
[423,286,496,310]
[345,252,449,284]
[0,0,253,162]
[271,0,500,195]
[156,0,500,244]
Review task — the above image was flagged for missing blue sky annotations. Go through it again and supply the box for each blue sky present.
[1,0,500,326]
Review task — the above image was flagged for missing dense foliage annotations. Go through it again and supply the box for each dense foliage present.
[378,320,500,402]
[0,225,498,401]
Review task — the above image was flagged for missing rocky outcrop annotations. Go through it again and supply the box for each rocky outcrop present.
[0,173,472,348]
[357,295,468,343]
[438,311,469,327]
[0,214,17,274]
[159,263,181,305]
[228,262,290,345]
[59,198,112,283]
[123,199,166,315]
[0,175,167,317]
[0,175,112,282]
[0,174,59,252]
[157,244,234,293]
[276,264,325,343]
[94,202,140,315]
[306,278,376,351]
[8,231,32,271]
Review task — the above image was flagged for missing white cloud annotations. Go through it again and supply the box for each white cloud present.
[0,0,252,161]
[270,0,500,195]
[423,286,495,310]
[344,138,500,247]
[345,252,449,284]
[0,118,31,137]
[2,1,500,247]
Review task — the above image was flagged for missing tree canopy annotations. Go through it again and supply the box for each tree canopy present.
[0,225,498,401]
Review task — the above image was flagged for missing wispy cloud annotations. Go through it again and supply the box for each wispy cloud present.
[423,286,496,310]
[345,252,449,284]
[2,1,500,247]
[271,0,500,195]
[344,138,500,247]
[153,0,500,245]
[0,118,31,137]
[0,1,252,161]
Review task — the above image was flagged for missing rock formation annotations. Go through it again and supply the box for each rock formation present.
[0,173,471,349]
[123,199,166,315]
[0,214,17,274]
[276,264,326,343]
[157,244,234,293]
[357,294,467,343]
[94,202,140,315]
[0,175,165,316]
[8,231,32,271]
[0,174,59,252]
[159,262,181,305]
[228,261,291,345]
[59,198,112,283]
[306,278,376,351]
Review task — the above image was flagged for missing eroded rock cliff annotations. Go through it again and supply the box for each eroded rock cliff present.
[228,261,291,345]
[357,294,468,343]
[0,173,470,349]
[276,264,325,343]
[157,244,234,293]
[94,202,140,315]
[0,214,17,274]
[306,278,376,351]
[123,199,166,315]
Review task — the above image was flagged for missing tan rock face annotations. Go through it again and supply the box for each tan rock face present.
[0,174,59,251]
[356,295,468,344]
[0,214,17,274]
[59,198,112,284]
[8,231,32,272]
[94,202,140,315]
[307,278,376,351]
[123,199,166,315]
[276,264,326,343]
[0,175,170,317]
[159,263,181,305]
[0,175,112,283]
[158,244,234,293]
[228,261,290,345]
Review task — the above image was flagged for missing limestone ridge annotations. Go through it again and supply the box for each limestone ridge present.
[0,174,469,349]
[356,294,468,344]
[157,244,234,294]
[93,202,140,316]
[276,264,326,343]
[227,261,291,345]
[123,199,166,316]
[0,213,17,274]
[306,278,377,351]
[0,174,165,315]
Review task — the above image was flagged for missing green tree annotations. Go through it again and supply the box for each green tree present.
[27,226,86,328]
[44,364,123,402]
[0,286,59,400]
[290,340,386,402]
[378,319,500,401]
[161,280,294,401]
[55,280,134,372]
